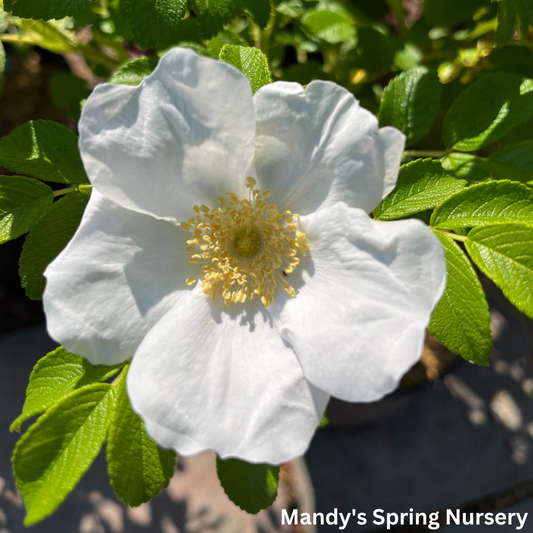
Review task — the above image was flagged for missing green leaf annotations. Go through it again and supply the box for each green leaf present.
[379,67,442,147]
[495,0,533,47]
[4,0,91,20]
[192,0,235,40]
[441,153,494,184]
[238,0,270,28]
[19,190,90,300]
[282,60,330,84]
[466,223,533,319]
[0,176,53,245]
[216,457,279,514]
[424,0,485,26]
[428,232,492,365]
[373,159,466,221]
[0,120,88,185]
[301,6,356,44]
[219,45,272,94]
[12,384,116,526]
[443,72,533,152]
[11,347,123,433]
[431,180,533,230]
[487,46,533,78]
[106,0,135,42]
[351,27,396,74]
[394,43,423,71]
[489,141,533,185]
[0,41,5,97]
[110,56,159,86]
[123,0,187,49]
[276,0,304,18]
[500,114,533,145]
[49,73,90,120]
[10,19,78,55]
[107,364,176,507]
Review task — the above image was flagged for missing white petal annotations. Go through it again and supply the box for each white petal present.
[43,191,197,365]
[127,287,329,464]
[79,48,256,223]
[380,126,407,199]
[270,203,446,402]
[253,81,405,216]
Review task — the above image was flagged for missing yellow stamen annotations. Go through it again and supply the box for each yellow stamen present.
[182,179,307,306]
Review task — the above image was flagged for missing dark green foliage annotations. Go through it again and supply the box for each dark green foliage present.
[424,0,485,27]
[443,72,533,152]
[123,0,188,49]
[0,121,88,185]
[380,67,442,147]
[0,42,5,96]
[19,190,90,300]
[49,73,91,120]
[107,366,176,507]
[4,0,91,20]
[217,457,279,514]
[428,232,492,366]
[238,0,271,28]
[192,0,235,39]
[495,0,533,47]
[0,177,54,244]
[111,56,160,86]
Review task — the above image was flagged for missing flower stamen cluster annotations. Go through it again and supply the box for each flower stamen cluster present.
[181,178,308,306]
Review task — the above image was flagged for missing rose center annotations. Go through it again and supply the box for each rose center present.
[234,227,262,258]
[181,178,307,307]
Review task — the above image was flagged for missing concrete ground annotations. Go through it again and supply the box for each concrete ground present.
[1,289,533,533]
[307,290,533,532]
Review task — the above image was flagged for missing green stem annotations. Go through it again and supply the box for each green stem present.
[254,9,276,56]
[323,47,340,74]
[403,149,452,158]
[432,228,467,242]
[53,186,77,197]
[447,233,467,242]
[385,0,407,38]
[79,44,119,70]
[1,21,119,70]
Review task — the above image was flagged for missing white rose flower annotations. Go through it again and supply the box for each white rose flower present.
[43,48,446,465]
